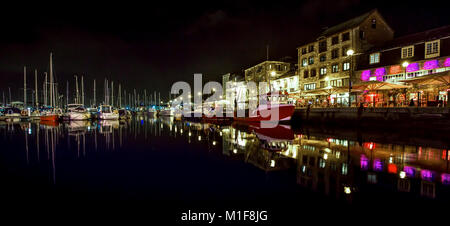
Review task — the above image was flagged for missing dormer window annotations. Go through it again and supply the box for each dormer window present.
[401,46,414,58]
[370,53,380,64]
[425,40,440,58]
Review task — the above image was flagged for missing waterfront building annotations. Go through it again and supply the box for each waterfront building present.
[354,25,450,107]
[297,9,394,107]
[244,60,292,89]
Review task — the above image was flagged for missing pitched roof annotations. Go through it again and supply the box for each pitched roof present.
[367,25,450,53]
[319,9,377,37]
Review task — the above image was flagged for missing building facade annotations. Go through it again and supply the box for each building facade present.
[355,25,450,106]
[297,9,394,106]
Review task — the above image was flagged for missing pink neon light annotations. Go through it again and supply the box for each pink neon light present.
[406,63,419,72]
[444,58,450,67]
[361,70,371,81]
[360,154,369,170]
[373,159,383,171]
[374,68,386,81]
[442,174,450,185]
[423,60,439,70]
[421,170,434,181]
[404,166,415,177]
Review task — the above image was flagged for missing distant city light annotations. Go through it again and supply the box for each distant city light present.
[344,186,352,194]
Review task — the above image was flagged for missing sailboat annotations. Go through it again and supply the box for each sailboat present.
[98,105,119,120]
[65,104,91,120]
[40,53,60,122]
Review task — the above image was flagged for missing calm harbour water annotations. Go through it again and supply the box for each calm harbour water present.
[1,116,449,223]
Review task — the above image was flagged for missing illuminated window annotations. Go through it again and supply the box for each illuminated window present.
[332,64,339,73]
[320,67,327,76]
[308,56,314,65]
[302,58,308,67]
[343,62,350,71]
[401,46,414,58]
[370,53,380,64]
[304,83,316,91]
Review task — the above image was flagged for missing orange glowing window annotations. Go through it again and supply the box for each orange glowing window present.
[388,164,397,174]
[389,65,402,74]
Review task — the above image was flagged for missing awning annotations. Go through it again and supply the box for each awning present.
[352,81,410,92]
[302,86,350,96]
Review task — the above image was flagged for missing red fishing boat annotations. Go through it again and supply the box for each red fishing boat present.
[234,91,295,122]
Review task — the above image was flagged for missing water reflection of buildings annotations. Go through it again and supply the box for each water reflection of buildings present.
[214,123,450,200]
[2,118,449,201]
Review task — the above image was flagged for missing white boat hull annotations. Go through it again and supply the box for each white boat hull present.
[99,113,119,120]
[68,112,91,120]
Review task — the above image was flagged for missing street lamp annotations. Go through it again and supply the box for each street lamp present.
[270,71,276,76]
[346,49,355,107]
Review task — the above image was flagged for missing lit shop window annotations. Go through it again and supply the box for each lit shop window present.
[304,83,316,91]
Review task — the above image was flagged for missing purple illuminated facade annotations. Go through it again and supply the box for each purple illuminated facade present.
[421,170,435,181]
[444,58,450,67]
[374,68,386,81]
[360,155,369,170]
[404,166,416,177]
[361,70,371,81]
[373,159,383,171]
[423,60,439,70]
[406,63,420,72]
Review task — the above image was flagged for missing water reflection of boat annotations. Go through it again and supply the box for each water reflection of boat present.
[99,120,119,133]
[40,120,59,127]
[248,124,294,152]
[67,120,91,135]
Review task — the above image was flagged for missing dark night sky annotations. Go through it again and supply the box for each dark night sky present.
[1,0,449,102]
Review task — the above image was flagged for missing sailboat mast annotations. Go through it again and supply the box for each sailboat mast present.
[35,69,38,108]
[44,72,47,106]
[93,79,96,107]
[24,66,27,107]
[66,81,69,106]
[75,75,79,104]
[81,75,84,105]
[49,53,53,108]
[111,81,114,107]
[118,84,121,108]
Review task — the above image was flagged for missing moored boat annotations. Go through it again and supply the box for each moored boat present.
[98,105,119,120]
[65,104,91,121]
[234,91,294,123]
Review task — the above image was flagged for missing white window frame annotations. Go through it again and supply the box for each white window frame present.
[369,53,380,64]
[401,45,414,59]
[425,40,440,59]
